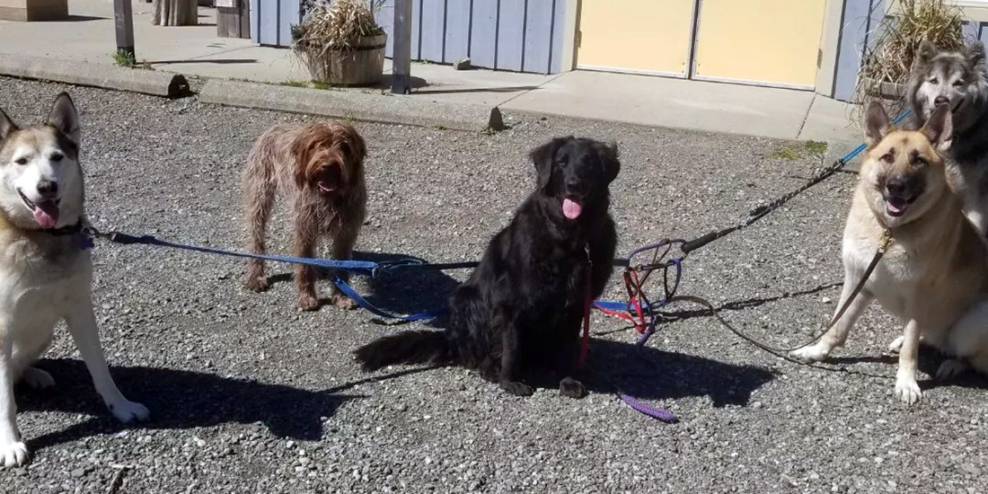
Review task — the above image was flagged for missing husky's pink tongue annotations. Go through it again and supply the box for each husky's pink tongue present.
[562,198,582,220]
[33,201,59,229]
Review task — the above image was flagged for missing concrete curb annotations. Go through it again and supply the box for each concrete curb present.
[0,54,190,98]
[199,79,505,132]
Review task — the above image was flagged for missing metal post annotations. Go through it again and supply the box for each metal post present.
[391,0,412,94]
[114,0,136,61]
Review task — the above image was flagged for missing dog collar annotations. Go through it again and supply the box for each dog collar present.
[41,220,94,250]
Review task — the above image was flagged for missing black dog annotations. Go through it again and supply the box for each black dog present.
[354,137,619,398]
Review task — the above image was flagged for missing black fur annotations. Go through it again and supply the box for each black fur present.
[354,137,620,398]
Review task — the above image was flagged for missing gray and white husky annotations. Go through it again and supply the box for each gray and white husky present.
[0,93,148,467]
[907,40,988,237]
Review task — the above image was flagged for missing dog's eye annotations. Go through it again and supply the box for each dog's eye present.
[556,154,569,167]
[881,152,894,163]
[13,157,28,166]
[929,78,939,84]
[50,153,63,162]
[953,80,964,87]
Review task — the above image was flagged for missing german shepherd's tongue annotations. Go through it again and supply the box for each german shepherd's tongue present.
[33,201,59,229]
[562,198,582,220]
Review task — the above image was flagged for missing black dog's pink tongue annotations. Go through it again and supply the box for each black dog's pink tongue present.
[562,198,582,220]
[34,201,59,229]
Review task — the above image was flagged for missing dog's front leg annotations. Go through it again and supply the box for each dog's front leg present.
[64,299,149,423]
[0,329,28,468]
[791,265,874,362]
[290,212,320,311]
[329,227,359,310]
[497,310,533,396]
[894,319,923,405]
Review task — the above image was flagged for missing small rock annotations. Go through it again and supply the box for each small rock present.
[454,58,471,71]
[71,468,88,478]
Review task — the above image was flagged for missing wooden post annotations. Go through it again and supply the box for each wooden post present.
[113,0,135,60]
[391,0,412,94]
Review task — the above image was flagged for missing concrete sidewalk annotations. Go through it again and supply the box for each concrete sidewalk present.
[0,0,862,142]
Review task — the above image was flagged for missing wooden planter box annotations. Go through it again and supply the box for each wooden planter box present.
[0,0,67,21]
[297,34,387,87]
[860,76,906,100]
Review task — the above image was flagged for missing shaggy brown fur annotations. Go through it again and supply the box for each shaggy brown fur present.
[242,121,367,310]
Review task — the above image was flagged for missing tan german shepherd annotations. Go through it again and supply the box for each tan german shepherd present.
[791,102,988,405]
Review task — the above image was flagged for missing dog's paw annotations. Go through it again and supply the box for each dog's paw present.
[0,441,29,468]
[888,335,905,354]
[936,359,968,381]
[790,343,830,363]
[21,367,54,389]
[108,400,150,423]
[246,277,269,293]
[297,294,320,311]
[894,378,922,406]
[559,377,587,399]
[331,293,357,310]
[500,380,534,397]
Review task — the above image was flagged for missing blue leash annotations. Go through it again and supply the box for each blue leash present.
[96,229,634,322]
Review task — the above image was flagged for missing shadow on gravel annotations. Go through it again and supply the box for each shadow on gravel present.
[263,250,464,320]
[585,340,776,407]
[18,358,373,452]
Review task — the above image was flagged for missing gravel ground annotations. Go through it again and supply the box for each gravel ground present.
[0,76,985,494]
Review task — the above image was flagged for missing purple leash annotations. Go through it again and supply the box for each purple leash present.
[618,391,679,424]
[618,392,678,423]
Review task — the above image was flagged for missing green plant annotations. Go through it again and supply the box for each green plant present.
[282,79,309,87]
[311,80,330,90]
[112,50,136,68]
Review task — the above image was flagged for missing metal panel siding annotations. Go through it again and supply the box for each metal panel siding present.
[496,0,526,71]
[522,0,553,73]
[258,0,280,45]
[249,0,259,43]
[979,22,988,46]
[279,0,299,47]
[444,0,471,63]
[412,0,422,59]
[833,0,875,102]
[419,0,446,62]
[470,0,498,68]
[375,0,396,58]
[550,0,563,73]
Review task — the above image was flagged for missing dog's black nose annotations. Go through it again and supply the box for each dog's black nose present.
[36,181,58,196]
[934,96,950,107]
[886,177,908,196]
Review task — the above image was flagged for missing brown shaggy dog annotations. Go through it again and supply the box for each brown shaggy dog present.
[242,121,367,310]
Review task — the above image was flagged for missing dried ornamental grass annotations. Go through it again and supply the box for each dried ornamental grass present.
[292,0,384,57]
[291,0,386,85]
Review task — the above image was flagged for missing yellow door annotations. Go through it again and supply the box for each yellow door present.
[577,0,697,76]
[692,0,827,88]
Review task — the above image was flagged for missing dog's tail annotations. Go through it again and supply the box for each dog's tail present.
[354,330,453,371]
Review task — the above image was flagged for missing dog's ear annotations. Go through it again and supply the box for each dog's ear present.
[0,108,16,142]
[600,141,621,184]
[914,41,938,68]
[529,137,569,191]
[966,41,986,68]
[921,102,953,151]
[341,124,366,164]
[865,101,892,146]
[46,92,80,148]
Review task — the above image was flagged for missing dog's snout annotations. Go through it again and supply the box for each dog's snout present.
[885,177,908,196]
[934,96,950,107]
[36,180,58,197]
